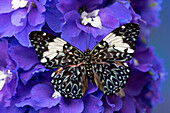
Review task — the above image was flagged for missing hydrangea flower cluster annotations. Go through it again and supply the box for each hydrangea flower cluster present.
[0,0,165,113]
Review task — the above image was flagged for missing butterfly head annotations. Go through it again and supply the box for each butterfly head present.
[84,48,90,53]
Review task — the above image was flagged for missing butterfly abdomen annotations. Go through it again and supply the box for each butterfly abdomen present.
[84,48,94,83]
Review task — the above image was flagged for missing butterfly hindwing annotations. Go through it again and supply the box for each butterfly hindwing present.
[51,63,88,99]
[29,31,84,69]
[91,23,140,62]
[92,62,130,95]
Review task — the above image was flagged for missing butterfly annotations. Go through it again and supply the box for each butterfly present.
[29,23,140,99]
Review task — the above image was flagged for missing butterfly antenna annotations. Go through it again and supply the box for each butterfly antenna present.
[86,25,90,49]
[88,27,92,49]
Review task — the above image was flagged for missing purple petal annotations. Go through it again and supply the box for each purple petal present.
[0,71,18,103]
[16,84,60,110]
[129,6,141,23]
[6,71,18,97]
[76,20,103,38]
[62,31,97,52]
[106,95,122,111]
[82,94,104,113]
[141,7,161,27]
[86,81,98,94]
[61,10,81,38]
[0,39,9,67]
[13,81,33,103]
[131,0,162,27]
[109,2,132,24]
[103,96,114,113]
[39,0,47,6]
[28,107,39,113]
[57,0,104,14]
[9,46,40,71]
[40,106,61,113]
[134,47,154,64]
[28,0,45,26]
[79,0,103,12]
[14,22,44,47]
[119,96,135,113]
[0,102,27,113]
[33,0,46,13]
[99,7,119,29]
[45,4,64,32]
[124,69,152,96]
[20,64,45,85]
[60,97,84,113]
[0,0,15,14]
[0,13,25,38]
[93,89,104,100]
[31,84,60,108]
[135,64,152,72]
[76,18,117,39]
[94,26,115,40]
[11,8,27,26]
[16,98,42,110]
[134,47,163,74]
[56,0,79,14]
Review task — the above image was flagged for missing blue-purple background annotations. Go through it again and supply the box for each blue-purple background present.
[150,1,170,113]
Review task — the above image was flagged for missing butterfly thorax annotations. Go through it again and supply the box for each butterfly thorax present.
[84,48,91,63]
[84,48,94,83]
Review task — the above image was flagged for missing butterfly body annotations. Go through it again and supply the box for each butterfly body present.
[84,48,94,83]
[29,23,140,99]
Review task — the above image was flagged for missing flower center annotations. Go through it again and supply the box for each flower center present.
[0,70,12,90]
[80,9,102,29]
[150,2,157,7]
[11,0,28,9]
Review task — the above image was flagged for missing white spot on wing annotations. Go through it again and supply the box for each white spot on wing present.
[127,48,134,53]
[51,72,56,77]
[45,52,58,60]
[103,33,116,41]
[56,38,67,44]
[41,58,47,63]
[121,26,125,29]
[104,35,134,53]
[42,38,66,60]
[123,62,128,67]
[43,33,46,36]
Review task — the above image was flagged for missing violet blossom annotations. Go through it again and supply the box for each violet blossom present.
[0,0,165,113]
[0,0,46,47]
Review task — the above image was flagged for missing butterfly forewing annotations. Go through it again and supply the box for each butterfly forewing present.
[51,63,88,99]
[91,23,140,62]
[29,31,84,69]
[92,62,130,95]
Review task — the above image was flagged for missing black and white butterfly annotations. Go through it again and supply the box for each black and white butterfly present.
[29,23,140,99]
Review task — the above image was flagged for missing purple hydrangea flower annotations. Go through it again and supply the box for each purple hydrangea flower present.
[45,0,136,51]
[0,0,46,47]
[131,0,162,27]
[9,44,46,84]
[0,39,20,111]
[0,0,166,113]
